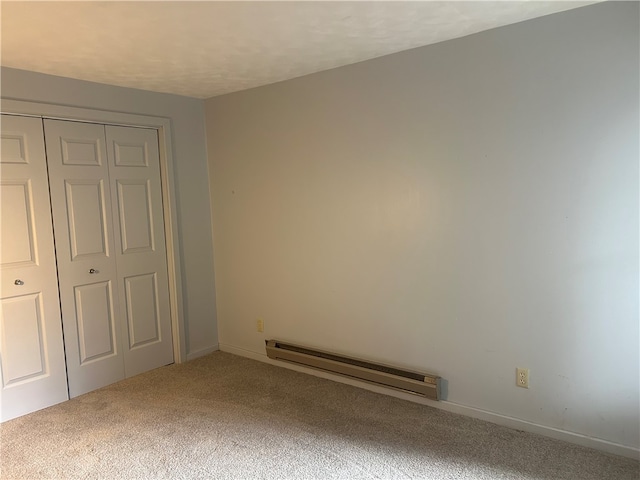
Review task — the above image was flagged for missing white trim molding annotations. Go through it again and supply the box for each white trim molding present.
[219,343,640,460]
[186,345,220,362]
[1,98,188,364]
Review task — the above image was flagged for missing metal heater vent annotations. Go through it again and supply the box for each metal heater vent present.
[265,340,440,400]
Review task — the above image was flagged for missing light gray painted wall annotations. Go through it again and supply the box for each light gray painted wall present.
[1,66,218,359]
[206,2,639,449]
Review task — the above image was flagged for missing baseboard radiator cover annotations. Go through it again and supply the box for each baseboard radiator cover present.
[265,340,441,400]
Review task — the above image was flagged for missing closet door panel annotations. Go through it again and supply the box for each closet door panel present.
[0,181,36,265]
[44,119,125,398]
[116,179,154,253]
[106,126,173,377]
[74,281,117,363]
[124,273,161,348]
[1,294,46,383]
[65,179,110,259]
[0,115,68,421]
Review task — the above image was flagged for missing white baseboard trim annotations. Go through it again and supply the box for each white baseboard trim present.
[219,343,639,460]
[186,344,219,361]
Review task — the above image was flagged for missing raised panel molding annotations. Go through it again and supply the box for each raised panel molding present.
[117,180,154,254]
[0,181,37,267]
[125,273,161,349]
[0,293,47,387]
[74,282,117,364]
[65,180,109,260]
[61,138,102,166]
[114,142,148,167]
[0,135,28,164]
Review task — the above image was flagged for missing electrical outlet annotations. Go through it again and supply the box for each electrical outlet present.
[256,318,264,333]
[516,368,529,388]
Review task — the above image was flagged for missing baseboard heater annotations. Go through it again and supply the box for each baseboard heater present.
[265,340,441,400]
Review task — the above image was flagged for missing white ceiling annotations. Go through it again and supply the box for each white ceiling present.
[1,1,596,99]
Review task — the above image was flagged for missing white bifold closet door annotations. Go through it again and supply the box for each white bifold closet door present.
[0,115,68,420]
[44,119,173,398]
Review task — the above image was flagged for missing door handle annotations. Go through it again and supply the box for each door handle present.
[14,279,24,286]
[89,268,98,274]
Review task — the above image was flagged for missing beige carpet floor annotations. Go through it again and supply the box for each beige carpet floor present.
[1,351,638,479]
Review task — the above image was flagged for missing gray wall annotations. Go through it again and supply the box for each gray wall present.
[1,66,219,359]
[206,2,639,449]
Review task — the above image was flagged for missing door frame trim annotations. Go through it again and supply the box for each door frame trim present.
[1,99,187,364]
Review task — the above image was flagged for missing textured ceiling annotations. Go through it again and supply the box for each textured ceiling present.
[1,1,596,99]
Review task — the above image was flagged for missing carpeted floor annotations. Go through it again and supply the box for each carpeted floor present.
[1,351,638,479]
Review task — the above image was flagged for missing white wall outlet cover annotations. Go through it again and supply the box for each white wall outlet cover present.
[516,368,530,388]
